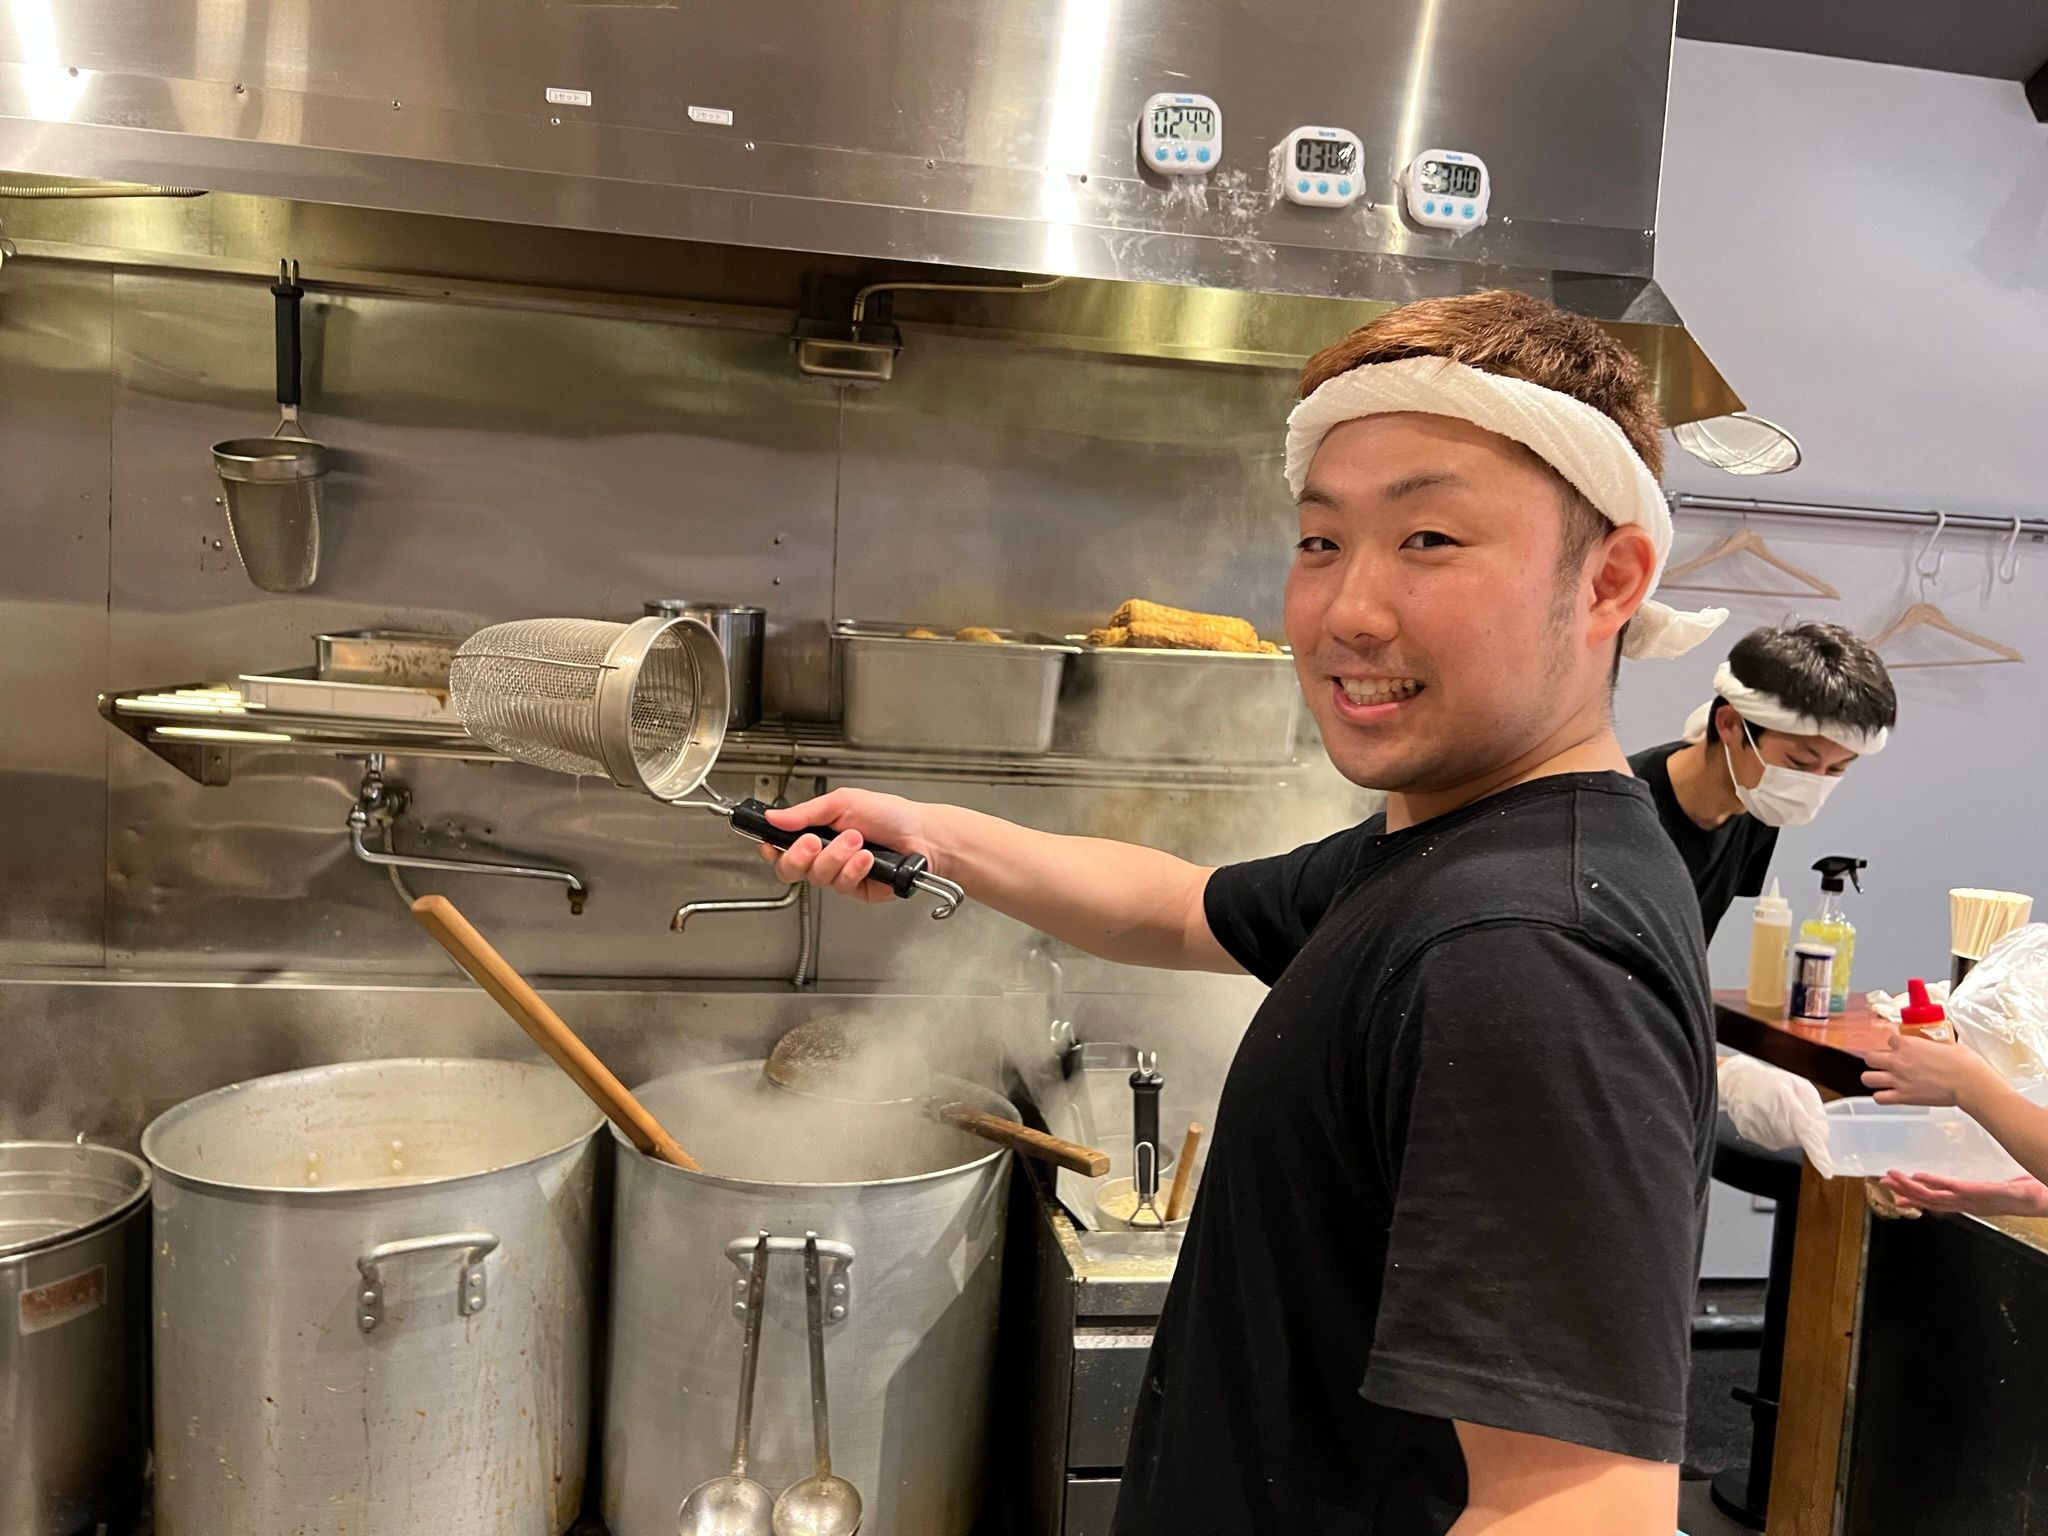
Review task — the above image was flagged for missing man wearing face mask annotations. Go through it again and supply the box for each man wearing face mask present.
[1628,620,1896,943]
[1630,623,1896,1529]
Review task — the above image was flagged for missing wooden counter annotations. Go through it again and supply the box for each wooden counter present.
[1714,991,1883,1536]
[1714,990,1891,1099]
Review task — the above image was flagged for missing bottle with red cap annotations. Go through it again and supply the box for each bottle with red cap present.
[1899,977,1956,1042]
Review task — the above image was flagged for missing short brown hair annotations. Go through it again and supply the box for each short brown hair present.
[1297,289,1666,476]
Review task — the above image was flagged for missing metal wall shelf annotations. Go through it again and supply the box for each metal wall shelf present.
[100,680,1304,793]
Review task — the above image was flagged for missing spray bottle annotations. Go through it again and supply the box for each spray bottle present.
[1800,857,1868,1014]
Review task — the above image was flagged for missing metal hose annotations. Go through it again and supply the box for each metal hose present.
[382,822,421,909]
[793,882,816,989]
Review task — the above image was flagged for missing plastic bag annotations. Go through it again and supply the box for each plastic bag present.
[1950,923,2048,1084]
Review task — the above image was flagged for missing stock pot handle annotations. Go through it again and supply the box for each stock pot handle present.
[726,1235,856,1325]
[356,1230,500,1333]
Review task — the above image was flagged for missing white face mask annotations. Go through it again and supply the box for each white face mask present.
[1724,725,1838,828]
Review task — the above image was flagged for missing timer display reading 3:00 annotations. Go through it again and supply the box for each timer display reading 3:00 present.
[1420,159,1483,198]
[1149,105,1216,142]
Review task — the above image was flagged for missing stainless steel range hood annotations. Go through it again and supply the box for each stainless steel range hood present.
[0,0,1741,421]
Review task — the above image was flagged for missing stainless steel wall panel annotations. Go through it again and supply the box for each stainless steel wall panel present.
[0,263,112,966]
[0,974,1207,1148]
[835,335,1300,640]
[95,268,844,974]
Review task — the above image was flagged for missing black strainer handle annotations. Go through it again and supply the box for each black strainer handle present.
[727,798,934,901]
[272,259,304,410]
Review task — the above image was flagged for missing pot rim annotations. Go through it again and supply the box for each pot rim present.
[616,1063,1017,1190]
[140,1057,604,1197]
[0,1140,152,1261]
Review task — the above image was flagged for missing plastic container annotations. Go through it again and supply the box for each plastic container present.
[1819,1084,2048,1181]
[1746,880,1793,1012]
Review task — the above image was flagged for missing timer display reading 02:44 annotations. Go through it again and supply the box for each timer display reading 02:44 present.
[1149,105,1216,142]
[1294,138,1356,176]
[1420,159,1482,198]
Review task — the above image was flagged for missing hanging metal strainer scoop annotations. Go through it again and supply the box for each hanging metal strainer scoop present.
[449,615,964,918]
[212,260,330,592]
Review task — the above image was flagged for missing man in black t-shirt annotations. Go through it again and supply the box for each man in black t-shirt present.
[1631,624,1896,1177]
[761,292,1723,1534]
[1629,620,1896,942]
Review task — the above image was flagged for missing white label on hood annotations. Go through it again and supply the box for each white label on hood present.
[546,87,594,107]
[687,105,735,126]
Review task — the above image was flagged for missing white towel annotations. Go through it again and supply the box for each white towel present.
[1283,356,1728,661]
[1682,661,1891,755]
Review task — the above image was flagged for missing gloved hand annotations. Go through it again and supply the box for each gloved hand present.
[1718,1052,1830,1170]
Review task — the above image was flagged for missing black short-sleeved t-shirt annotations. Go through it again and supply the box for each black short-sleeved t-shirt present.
[1110,773,1715,1536]
[1628,740,1779,942]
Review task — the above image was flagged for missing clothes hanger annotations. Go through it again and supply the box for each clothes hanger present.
[1659,524,1841,599]
[1871,514,2025,669]
[1872,602,2023,668]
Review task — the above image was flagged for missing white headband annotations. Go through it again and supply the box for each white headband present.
[1283,356,1728,661]
[1682,661,1889,756]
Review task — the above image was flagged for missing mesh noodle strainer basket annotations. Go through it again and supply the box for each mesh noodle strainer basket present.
[211,260,330,592]
[449,616,963,918]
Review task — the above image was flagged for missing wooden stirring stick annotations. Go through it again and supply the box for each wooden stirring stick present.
[410,894,700,1171]
[941,1107,1110,1177]
[1166,1123,1203,1221]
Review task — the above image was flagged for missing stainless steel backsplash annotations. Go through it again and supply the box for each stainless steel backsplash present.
[1,256,1372,997]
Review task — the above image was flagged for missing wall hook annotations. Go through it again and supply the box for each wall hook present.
[1913,510,1947,582]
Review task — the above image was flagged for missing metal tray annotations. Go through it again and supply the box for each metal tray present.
[1055,638,1302,764]
[238,669,458,723]
[837,622,1078,755]
[314,629,458,688]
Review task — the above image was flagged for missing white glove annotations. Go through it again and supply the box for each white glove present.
[1719,1052,1832,1173]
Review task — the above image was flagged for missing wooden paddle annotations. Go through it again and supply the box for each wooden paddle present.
[409,894,699,1171]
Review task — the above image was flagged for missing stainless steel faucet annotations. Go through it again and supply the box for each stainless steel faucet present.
[346,755,588,913]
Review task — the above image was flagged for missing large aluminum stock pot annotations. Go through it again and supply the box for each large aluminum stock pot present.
[603,1061,1012,1536]
[142,1058,604,1536]
[0,1141,152,1535]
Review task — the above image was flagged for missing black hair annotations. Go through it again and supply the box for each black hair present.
[1707,621,1898,739]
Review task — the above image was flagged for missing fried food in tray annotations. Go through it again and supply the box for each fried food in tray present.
[897,625,1009,643]
[1085,598,1280,655]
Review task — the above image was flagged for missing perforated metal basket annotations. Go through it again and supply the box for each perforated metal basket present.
[213,434,328,592]
[449,616,730,800]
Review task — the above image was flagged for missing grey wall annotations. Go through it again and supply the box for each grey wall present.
[1633,41,2048,993]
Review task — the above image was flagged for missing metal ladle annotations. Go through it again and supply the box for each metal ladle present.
[772,1236,864,1536]
[678,1233,776,1536]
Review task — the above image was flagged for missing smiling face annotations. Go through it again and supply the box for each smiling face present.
[1284,411,1649,796]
